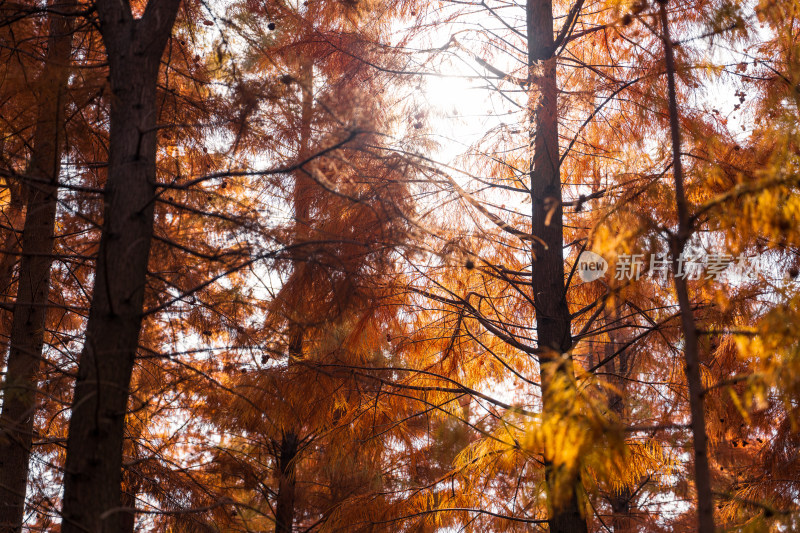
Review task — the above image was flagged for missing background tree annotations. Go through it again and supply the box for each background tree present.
[0,1,76,528]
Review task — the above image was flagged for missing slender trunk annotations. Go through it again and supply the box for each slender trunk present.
[60,2,180,531]
[274,60,313,533]
[275,431,300,533]
[0,5,74,530]
[659,2,715,531]
[604,308,633,532]
[527,0,587,531]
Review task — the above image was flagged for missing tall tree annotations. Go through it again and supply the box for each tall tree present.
[273,52,313,533]
[527,0,588,529]
[60,0,182,530]
[659,1,714,529]
[0,1,75,529]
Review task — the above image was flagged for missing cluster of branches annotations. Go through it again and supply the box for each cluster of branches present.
[0,0,799,532]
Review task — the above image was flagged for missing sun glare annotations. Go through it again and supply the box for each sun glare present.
[420,60,509,165]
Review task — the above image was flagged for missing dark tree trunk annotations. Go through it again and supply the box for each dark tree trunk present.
[272,332,303,533]
[527,0,588,531]
[659,3,715,532]
[60,1,180,532]
[274,431,300,533]
[0,4,74,530]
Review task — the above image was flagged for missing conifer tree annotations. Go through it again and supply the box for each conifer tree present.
[60,0,182,530]
[0,1,75,529]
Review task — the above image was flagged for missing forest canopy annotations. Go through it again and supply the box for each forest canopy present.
[0,0,799,531]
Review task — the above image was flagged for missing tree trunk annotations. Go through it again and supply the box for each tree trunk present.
[659,2,715,531]
[0,4,74,530]
[60,2,180,531]
[274,431,300,533]
[273,61,313,533]
[604,309,633,532]
[527,0,588,531]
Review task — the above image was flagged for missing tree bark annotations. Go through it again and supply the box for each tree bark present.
[527,0,588,531]
[0,4,74,530]
[659,2,715,531]
[274,431,300,533]
[60,1,180,531]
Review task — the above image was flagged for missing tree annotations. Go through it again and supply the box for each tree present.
[659,2,714,528]
[60,0,182,530]
[526,0,590,528]
[151,0,425,528]
[0,2,75,529]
